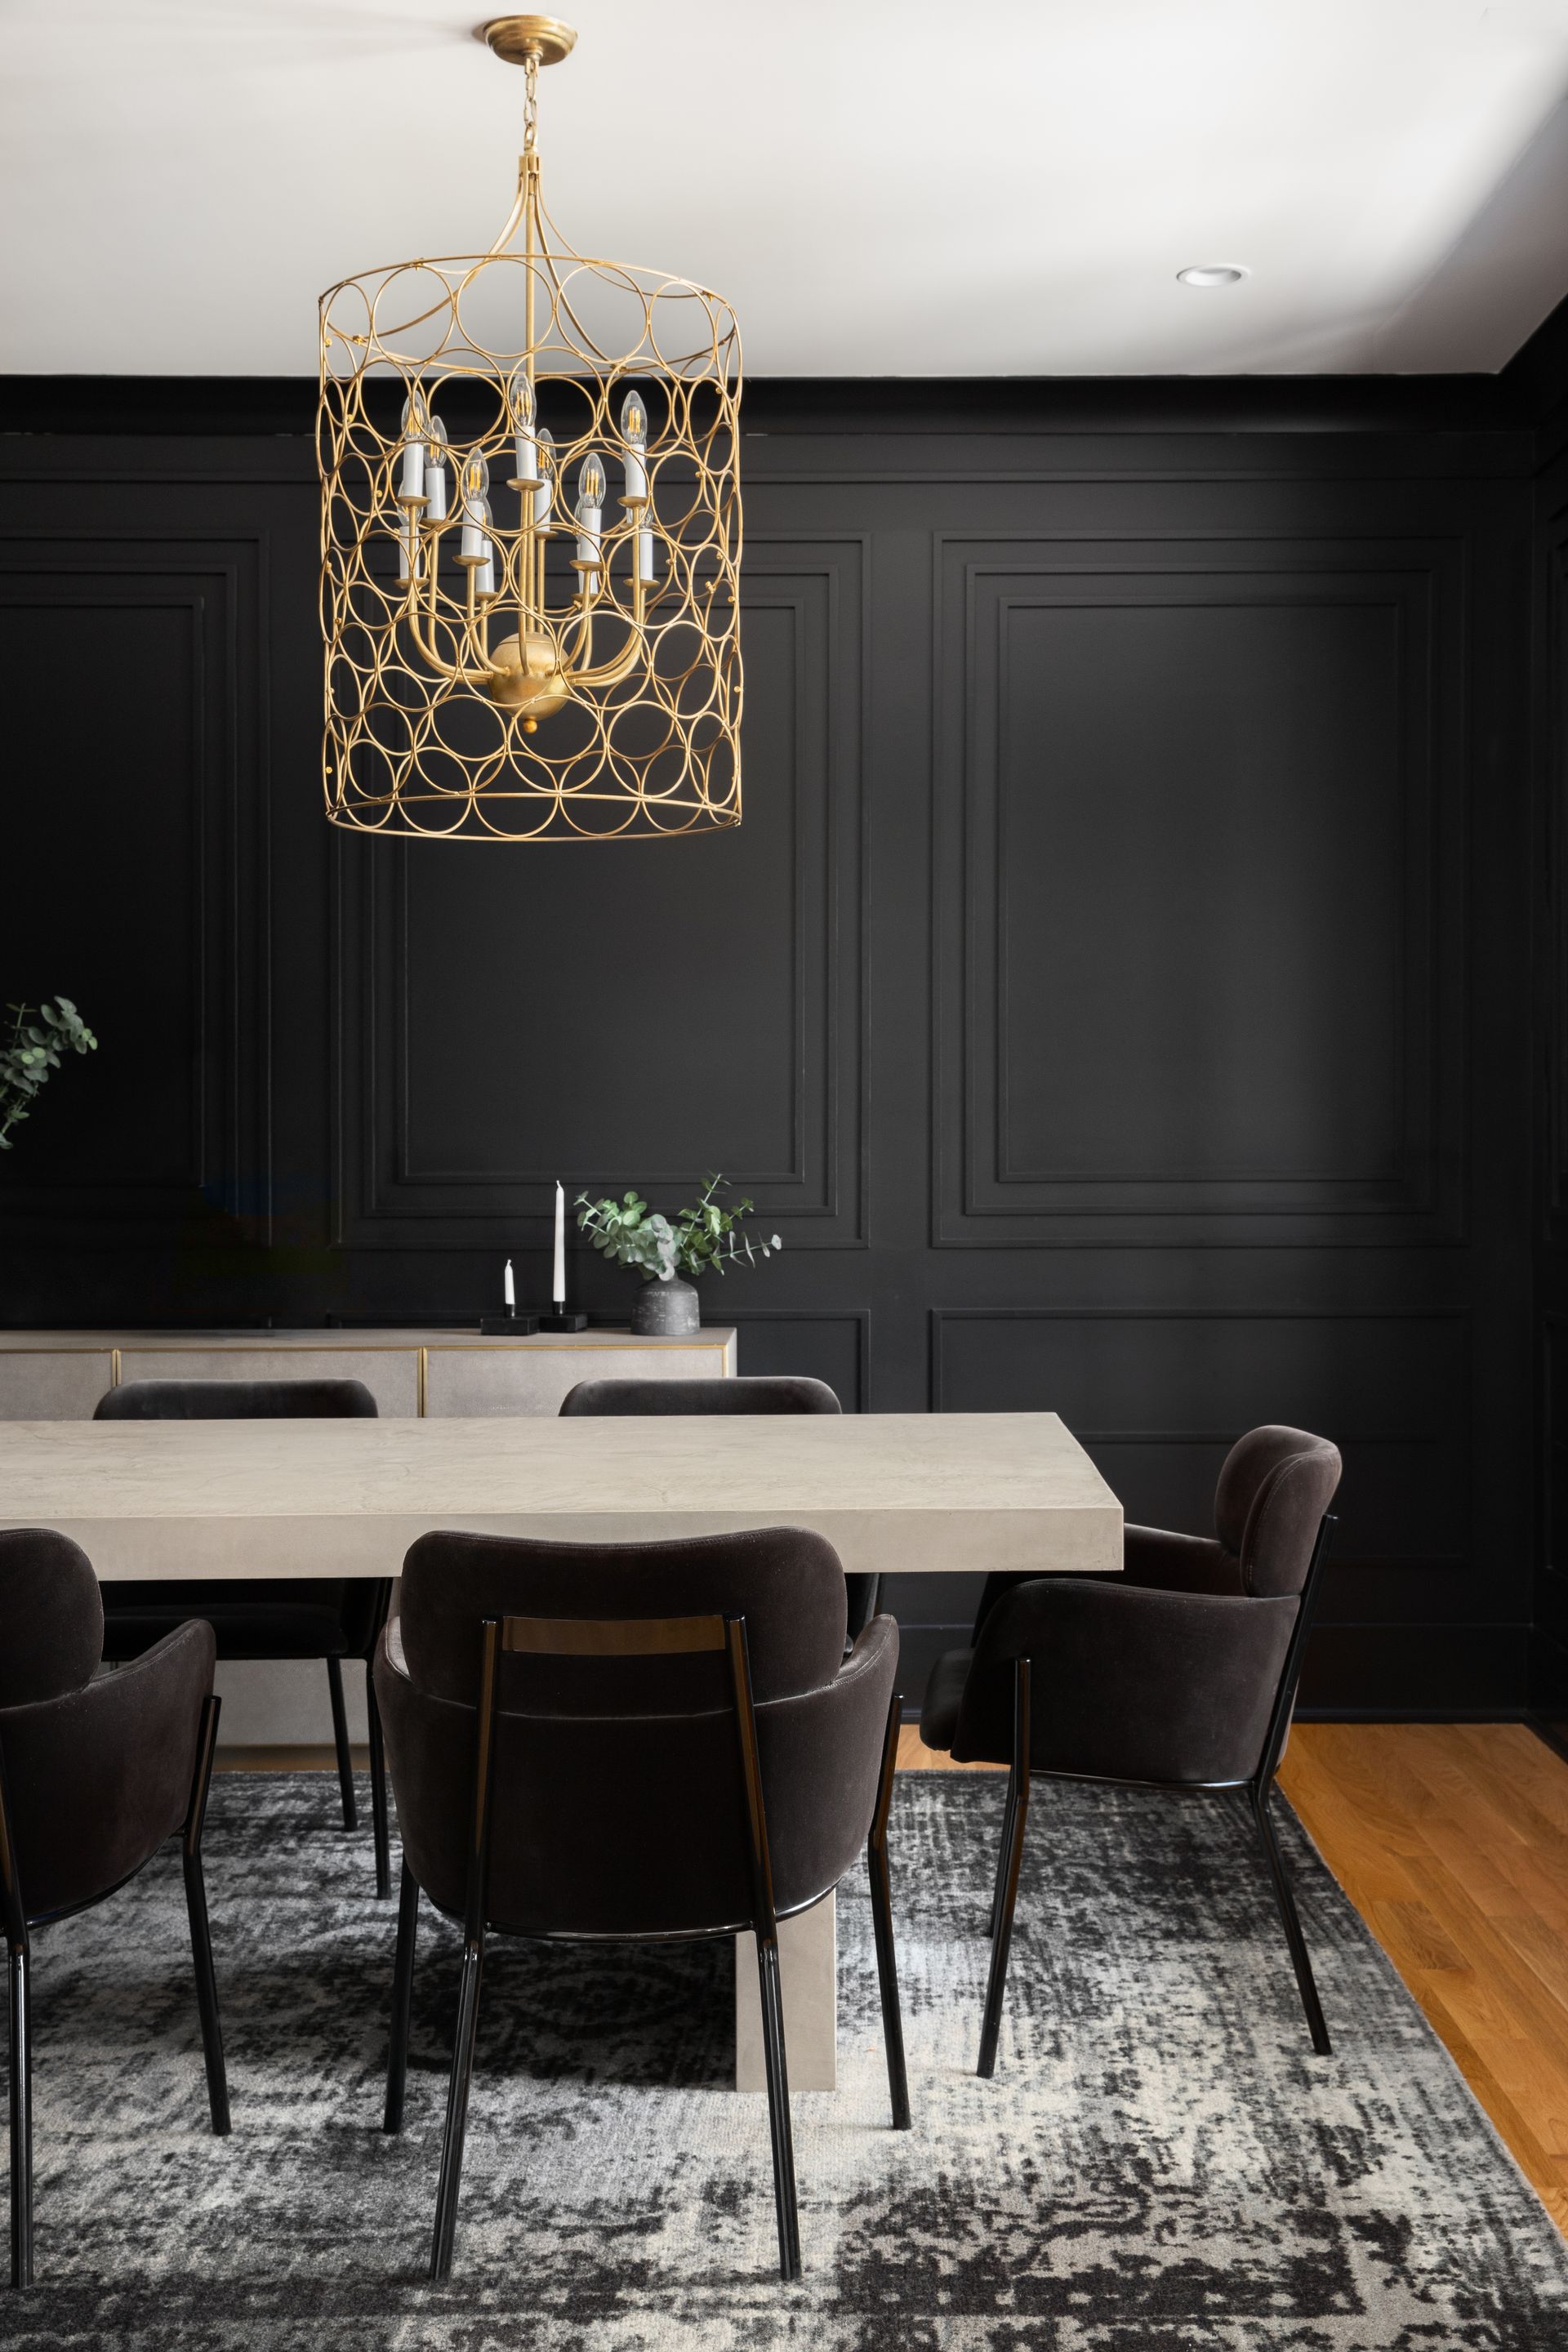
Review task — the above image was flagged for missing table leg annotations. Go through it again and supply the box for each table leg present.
[734,1891,835,2092]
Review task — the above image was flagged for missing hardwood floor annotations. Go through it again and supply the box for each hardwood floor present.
[898,1719,1568,2234]
[219,1722,1568,2233]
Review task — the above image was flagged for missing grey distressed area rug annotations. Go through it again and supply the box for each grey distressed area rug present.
[7,1771,1566,2351]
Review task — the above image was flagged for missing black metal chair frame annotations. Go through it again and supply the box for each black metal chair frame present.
[383,1610,911,2285]
[0,1693,229,2289]
[978,1511,1339,2079]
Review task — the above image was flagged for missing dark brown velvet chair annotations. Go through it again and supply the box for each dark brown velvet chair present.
[920,1425,1342,2077]
[558,1375,883,1639]
[375,1523,908,2283]
[92,1379,394,1895]
[0,1527,228,2289]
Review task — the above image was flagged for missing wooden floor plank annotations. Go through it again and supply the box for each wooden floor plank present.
[1277,1724,1568,2227]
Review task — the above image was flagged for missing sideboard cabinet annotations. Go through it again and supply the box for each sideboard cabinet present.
[0,1326,737,1421]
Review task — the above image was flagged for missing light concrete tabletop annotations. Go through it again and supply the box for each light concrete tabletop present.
[0,1410,1122,1583]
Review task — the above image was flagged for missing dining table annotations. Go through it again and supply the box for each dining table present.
[0,1408,1123,2090]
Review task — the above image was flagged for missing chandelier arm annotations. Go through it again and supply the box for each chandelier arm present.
[562,572,648,687]
[403,594,466,683]
[460,564,506,674]
[564,623,646,690]
[400,546,502,685]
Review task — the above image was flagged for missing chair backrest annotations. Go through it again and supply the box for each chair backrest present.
[559,1375,840,1418]
[0,1528,103,1707]
[378,1524,893,1939]
[1213,1425,1342,1597]
[398,1524,846,1706]
[94,1377,379,1421]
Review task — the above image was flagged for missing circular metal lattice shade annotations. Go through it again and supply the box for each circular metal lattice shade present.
[318,27,742,843]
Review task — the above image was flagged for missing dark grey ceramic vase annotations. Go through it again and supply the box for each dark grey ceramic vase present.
[630,1276,700,1337]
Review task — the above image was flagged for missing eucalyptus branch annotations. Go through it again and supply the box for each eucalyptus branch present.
[0,997,97,1151]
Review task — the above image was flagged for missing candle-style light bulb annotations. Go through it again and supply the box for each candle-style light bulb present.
[423,414,448,523]
[533,427,555,528]
[575,452,605,568]
[399,390,428,501]
[459,453,495,596]
[510,366,537,490]
[619,385,648,502]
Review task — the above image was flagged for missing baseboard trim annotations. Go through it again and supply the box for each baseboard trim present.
[215,1743,370,1772]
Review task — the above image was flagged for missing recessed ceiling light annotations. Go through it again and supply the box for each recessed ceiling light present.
[1177,265,1249,288]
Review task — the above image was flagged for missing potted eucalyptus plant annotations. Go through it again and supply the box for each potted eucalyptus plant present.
[575,1173,782,1336]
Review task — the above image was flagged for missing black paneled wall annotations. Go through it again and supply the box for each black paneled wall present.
[1531,334,1568,1753]
[0,378,1544,1713]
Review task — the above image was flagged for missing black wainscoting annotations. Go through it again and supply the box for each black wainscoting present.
[1,356,1561,1716]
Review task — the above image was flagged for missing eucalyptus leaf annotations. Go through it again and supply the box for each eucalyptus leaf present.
[0,996,96,1151]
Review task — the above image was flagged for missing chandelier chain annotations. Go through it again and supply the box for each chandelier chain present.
[523,50,539,154]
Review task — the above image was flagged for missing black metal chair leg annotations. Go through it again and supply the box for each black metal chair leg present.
[182,1693,229,2134]
[327,1657,358,1832]
[182,1853,229,2136]
[867,1694,911,2129]
[988,1763,1022,1938]
[977,1659,1031,2080]
[385,1864,419,2134]
[755,1931,801,2282]
[366,1665,391,1899]
[429,1931,485,2283]
[1249,1780,1331,2056]
[7,1940,31,2289]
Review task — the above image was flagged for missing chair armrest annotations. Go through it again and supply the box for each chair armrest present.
[835,1610,898,1690]
[956,1576,1296,1786]
[1122,1526,1244,1594]
[0,1618,216,1922]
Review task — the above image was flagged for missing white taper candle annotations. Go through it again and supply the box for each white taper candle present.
[553,1183,566,1305]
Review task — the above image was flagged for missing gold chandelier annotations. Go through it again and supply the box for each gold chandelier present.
[318,15,742,841]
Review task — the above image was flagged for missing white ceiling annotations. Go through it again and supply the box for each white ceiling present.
[8,0,1568,377]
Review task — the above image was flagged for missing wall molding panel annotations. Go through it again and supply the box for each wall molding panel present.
[933,537,1468,1249]
[0,531,272,1243]
[0,413,1538,1715]
[332,540,868,1253]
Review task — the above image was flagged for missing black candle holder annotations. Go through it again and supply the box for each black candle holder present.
[479,1309,540,1334]
[537,1307,588,1331]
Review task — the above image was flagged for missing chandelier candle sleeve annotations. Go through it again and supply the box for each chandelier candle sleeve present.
[317,12,743,842]
[425,421,448,521]
[574,453,604,570]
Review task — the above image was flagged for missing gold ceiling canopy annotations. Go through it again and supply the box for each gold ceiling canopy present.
[318,16,742,841]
